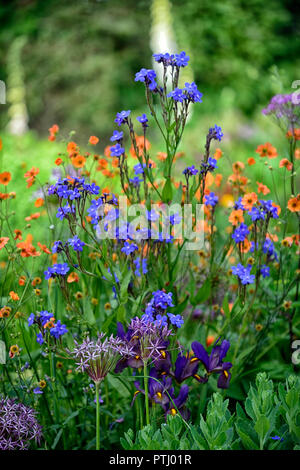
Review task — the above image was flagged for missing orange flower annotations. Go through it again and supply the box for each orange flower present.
[71,155,86,168]
[157,152,167,161]
[232,161,245,173]
[0,171,11,186]
[229,209,244,226]
[14,229,22,240]
[96,158,108,170]
[279,158,293,171]
[206,335,215,347]
[9,291,19,301]
[214,174,223,187]
[24,167,39,188]
[104,146,111,158]
[214,148,222,160]
[256,142,277,158]
[286,128,300,140]
[37,242,51,254]
[247,157,256,165]
[287,195,300,212]
[55,157,63,166]
[34,198,44,208]
[256,181,270,195]
[0,237,9,250]
[48,124,59,141]
[89,136,99,145]
[242,192,257,210]
[25,212,41,221]
[295,149,300,160]
[111,157,119,168]
[129,135,151,158]
[67,141,78,154]
[17,235,41,258]
[67,272,79,283]
[0,137,2,151]
[240,238,251,253]
[18,275,26,286]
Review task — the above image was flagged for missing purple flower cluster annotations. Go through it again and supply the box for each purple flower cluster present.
[262,93,300,126]
[0,397,42,450]
[72,333,133,383]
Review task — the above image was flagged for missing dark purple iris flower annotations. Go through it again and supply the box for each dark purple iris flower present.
[191,338,232,388]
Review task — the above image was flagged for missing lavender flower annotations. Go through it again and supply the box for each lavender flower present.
[0,397,42,450]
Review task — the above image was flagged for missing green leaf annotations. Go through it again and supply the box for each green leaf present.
[162,178,173,202]
[254,416,270,441]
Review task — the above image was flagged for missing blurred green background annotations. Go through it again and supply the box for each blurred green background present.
[0,0,299,139]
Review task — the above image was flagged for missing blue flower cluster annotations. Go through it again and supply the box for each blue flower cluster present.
[44,263,70,280]
[153,51,189,68]
[167,82,203,103]
[142,291,184,328]
[209,124,224,142]
[183,165,198,176]
[114,110,131,126]
[204,192,219,207]
[133,258,148,277]
[232,263,255,285]
[135,68,157,91]
[48,177,100,199]
[28,311,68,344]
[68,235,85,252]
[232,223,250,243]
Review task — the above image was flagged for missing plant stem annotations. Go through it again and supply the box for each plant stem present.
[95,381,100,450]
[143,361,150,426]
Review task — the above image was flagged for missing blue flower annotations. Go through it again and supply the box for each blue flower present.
[52,240,64,254]
[36,333,44,345]
[183,165,198,176]
[175,51,190,67]
[232,223,250,243]
[209,124,223,142]
[134,163,147,175]
[121,241,139,255]
[204,192,219,207]
[167,87,185,102]
[68,235,85,252]
[232,263,255,285]
[248,206,265,221]
[33,387,43,395]
[133,258,148,277]
[50,320,68,339]
[260,265,270,278]
[44,263,70,280]
[110,143,124,157]
[110,130,124,142]
[114,110,131,126]
[184,82,203,103]
[207,157,218,170]
[137,114,148,127]
[168,313,184,328]
[28,313,35,327]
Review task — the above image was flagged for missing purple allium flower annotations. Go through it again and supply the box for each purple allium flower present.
[110,130,124,142]
[72,333,132,383]
[115,317,173,372]
[0,397,42,450]
[262,93,300,127]
[110,143,125,157]
[114,110,131,126]
[204,192,219,207]
[68,235,85,252]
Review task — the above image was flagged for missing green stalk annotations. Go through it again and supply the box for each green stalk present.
[143,361,150,426]
[95,381,100,450]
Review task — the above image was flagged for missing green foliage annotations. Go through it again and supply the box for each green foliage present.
[121,374,300,450]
